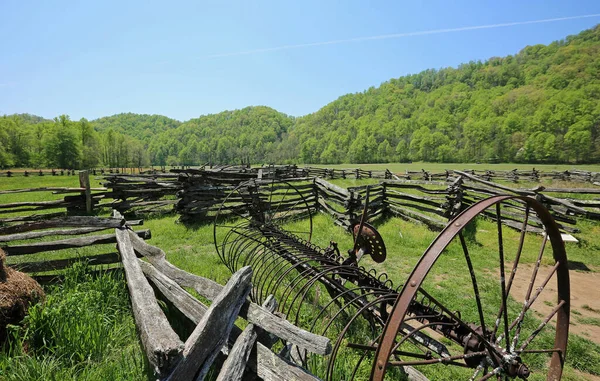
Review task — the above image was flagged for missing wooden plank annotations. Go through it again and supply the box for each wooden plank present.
[386,199,446,218]
[387,204,445,230]
[0,186,107,195]
[385,190,445,208]
[2,229,150,256]
[0,200,69,209]
[0,206,71,215]
[10,252,120,273]
[0,216,126,235]
[541,194,600,219]
[216,295,277,381]
[454,170,534,196]
[139,261,320,381]
[0,212,65,223]
[129,231,224,299]
[166,267,252,381]
[249,344,322,381]
[139,260,209,323]
[242,298,331,356]
[0,226,110,243]
[32,266,122,285]
[314,178,350,197]
[382,181,449,193]
[128,230,331,355]
[116,228,183,376]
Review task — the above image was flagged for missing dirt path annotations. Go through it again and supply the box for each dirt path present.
[508,263,600,380]
[510,263,600,344]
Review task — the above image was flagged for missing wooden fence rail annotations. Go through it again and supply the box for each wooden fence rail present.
[1,209,329,380]
[121,227,330,380]
[3,166,598,236]
[1,213,145,284]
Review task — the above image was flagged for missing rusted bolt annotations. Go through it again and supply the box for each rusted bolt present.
[410,281,417,287]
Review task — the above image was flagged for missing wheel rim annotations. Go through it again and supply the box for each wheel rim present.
[372,195,570,381]
[214,179,314,270]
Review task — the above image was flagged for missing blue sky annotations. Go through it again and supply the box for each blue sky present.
[1,1,599,121]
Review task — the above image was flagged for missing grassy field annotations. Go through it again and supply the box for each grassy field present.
[1,168,600,380]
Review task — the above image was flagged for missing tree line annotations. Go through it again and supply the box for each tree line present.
[2,25,600,169]
[0,114,149,169]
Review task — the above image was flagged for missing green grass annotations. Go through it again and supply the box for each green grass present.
[582,305,600,314]
[0,263,150,381]
[1,171,600,380]
[577,317,600,327]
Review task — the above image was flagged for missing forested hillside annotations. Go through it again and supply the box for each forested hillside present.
[289,25,600,164]
[2,25,600,168]
[147,106,293,166]
[92,113,181,143]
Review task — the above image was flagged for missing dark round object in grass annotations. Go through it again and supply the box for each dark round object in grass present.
[0,249,45,343]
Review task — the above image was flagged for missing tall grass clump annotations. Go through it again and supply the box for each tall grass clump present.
[0,262,150,380]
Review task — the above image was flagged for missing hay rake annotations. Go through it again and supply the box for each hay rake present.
[213,179,569,380]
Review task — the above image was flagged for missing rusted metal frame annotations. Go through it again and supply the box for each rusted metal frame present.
[327,294,399,380]
[245,224,454,356]
[254,227,451,362]
[252,231,388,328]
[370,195,569,381]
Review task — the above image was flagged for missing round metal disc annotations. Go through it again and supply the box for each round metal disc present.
[352,222,387,263]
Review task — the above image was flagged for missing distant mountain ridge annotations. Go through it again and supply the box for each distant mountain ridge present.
[5,24,600,165]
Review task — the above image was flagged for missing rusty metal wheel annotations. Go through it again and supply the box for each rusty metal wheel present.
[214,179,314,271]
[372,195,570,380]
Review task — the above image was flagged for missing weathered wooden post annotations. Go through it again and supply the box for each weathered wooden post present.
[79,170,92,214]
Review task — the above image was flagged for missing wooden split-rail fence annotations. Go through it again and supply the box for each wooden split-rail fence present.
[2,167,599,237]
[170,170,598,236]
[114,220,333,381]
[0,210,334,380]
[0,212,145,284]
[0,171,105,224]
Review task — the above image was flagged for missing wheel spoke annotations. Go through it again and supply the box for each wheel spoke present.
[283,229,312,235]
[470,360,485,381]
[478,367,501,381]
[505,205,530,296]
[498,260,560,346]
[518,300,566,353]
[510,233,548,349]
[272,186,291,219]
[520,348,563,354]
[459,232,487,336]
[215,224,247,229]
[347,342,433,360]
[494,203,511,350]
[278,198,303,222]
[417,288,499,366]
[229,204,252,222]
[387,351,487,367]
[391,321,456,353]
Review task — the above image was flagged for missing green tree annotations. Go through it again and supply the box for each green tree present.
[44,116,81,168]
